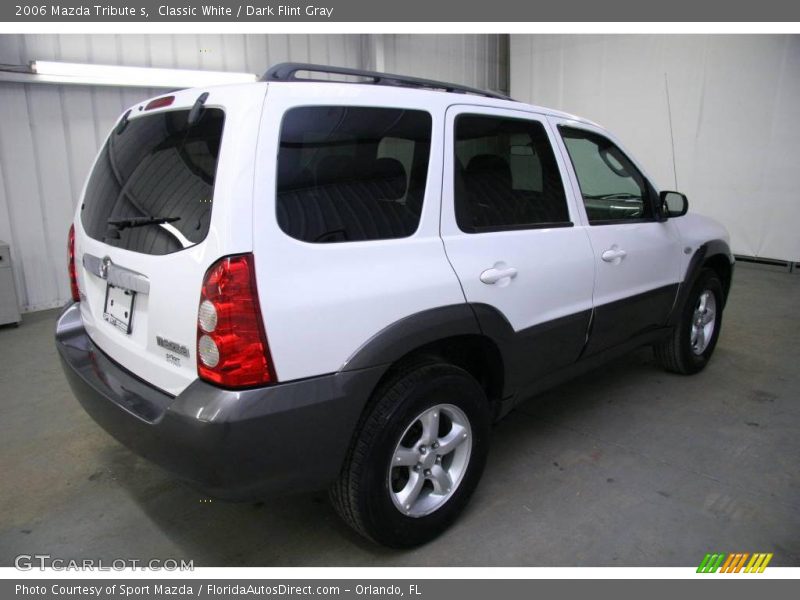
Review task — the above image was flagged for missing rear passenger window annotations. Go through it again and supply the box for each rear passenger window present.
[276,106,432,243]
[454,115,570,233]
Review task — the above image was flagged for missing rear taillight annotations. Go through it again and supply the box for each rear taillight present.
[197,254,275,388]
[68,224,80,302]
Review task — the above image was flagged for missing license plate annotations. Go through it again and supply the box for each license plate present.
[103,284,136,334]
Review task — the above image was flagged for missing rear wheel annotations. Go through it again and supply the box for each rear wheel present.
[330,360,490,547]
[655,268,724,374]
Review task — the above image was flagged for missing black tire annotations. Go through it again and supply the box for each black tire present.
[330,360,491,548]
[654,268,724,374]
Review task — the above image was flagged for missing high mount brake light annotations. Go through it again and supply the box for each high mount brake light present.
[144,95,175,111]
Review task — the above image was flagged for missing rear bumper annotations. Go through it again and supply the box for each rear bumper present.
[55,303,384,500]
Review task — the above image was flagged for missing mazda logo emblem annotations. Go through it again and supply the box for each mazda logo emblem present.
[100,256,112,279]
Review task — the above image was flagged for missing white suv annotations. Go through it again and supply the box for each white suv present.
[56,63,733,547]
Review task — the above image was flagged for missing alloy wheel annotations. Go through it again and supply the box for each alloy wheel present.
[388,403,472,518]
[690,290,717,355]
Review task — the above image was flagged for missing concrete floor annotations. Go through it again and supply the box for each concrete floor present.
[0,262,798,567]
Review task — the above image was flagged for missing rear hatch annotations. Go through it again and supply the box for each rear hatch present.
[73,84,266,396]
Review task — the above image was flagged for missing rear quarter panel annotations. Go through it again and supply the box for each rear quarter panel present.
[253,84,466,382]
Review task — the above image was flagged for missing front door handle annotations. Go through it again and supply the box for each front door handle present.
[480,263,518,285]
[601,247,627,263]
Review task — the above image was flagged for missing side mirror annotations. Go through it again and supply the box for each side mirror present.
[659,190,688,219]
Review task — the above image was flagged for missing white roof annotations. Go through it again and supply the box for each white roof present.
[260,80,602,129]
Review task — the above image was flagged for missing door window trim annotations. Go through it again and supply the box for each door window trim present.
[273,104,434,244]
[444,107,583,236]
[454,112,573,234]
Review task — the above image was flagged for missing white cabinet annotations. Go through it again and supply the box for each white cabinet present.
[0,241,21,326]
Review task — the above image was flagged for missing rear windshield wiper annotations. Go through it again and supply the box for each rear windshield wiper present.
[107,216,180,232]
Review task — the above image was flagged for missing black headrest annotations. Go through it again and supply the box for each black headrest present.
[466,154,512,188]
[370,157,407,200]
[372,157,404,180]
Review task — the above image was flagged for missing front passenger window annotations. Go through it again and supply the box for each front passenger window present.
[560,126,655,224]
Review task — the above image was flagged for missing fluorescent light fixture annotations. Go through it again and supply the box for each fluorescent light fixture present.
[27,60,257,89]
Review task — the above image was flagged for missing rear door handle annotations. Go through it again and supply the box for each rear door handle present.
[480,263,518,285]
[601,247,627,263]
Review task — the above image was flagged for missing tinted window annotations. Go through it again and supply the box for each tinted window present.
[276,106,432,243]
[81,108,224,255]
[454,115,570,233]
[559,126,656,223]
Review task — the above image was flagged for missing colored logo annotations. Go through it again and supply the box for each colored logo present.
[697,553,773,573]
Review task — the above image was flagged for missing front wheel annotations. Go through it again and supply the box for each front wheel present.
[330,361,490,548]
[654,268,724,374]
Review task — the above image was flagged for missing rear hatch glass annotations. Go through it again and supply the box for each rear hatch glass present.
[81,108,224,255]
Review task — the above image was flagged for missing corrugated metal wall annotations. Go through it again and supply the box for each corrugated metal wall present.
[510,34,800,263]
[378,34,509,95]
[0,34,509,312]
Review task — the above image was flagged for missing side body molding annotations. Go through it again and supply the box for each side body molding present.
[470,304,591,394]
[338,240,732,408]
[341,302,592,403]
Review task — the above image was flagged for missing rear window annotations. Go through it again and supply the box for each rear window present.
[81,108,224,255]
[276,106,432,243]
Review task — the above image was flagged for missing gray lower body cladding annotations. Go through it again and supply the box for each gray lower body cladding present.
[55,303,384,500]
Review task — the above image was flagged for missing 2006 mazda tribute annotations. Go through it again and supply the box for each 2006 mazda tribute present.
[57,63,733,547]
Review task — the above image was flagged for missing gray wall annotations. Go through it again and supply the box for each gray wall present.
[0,34,509,312]
[511,34,800,263]
[377,34,509,95]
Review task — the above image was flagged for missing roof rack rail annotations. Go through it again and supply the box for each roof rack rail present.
[261,62,513,101]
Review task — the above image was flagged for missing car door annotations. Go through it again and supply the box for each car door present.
[550,118,683,355]
[441,105,595,392]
